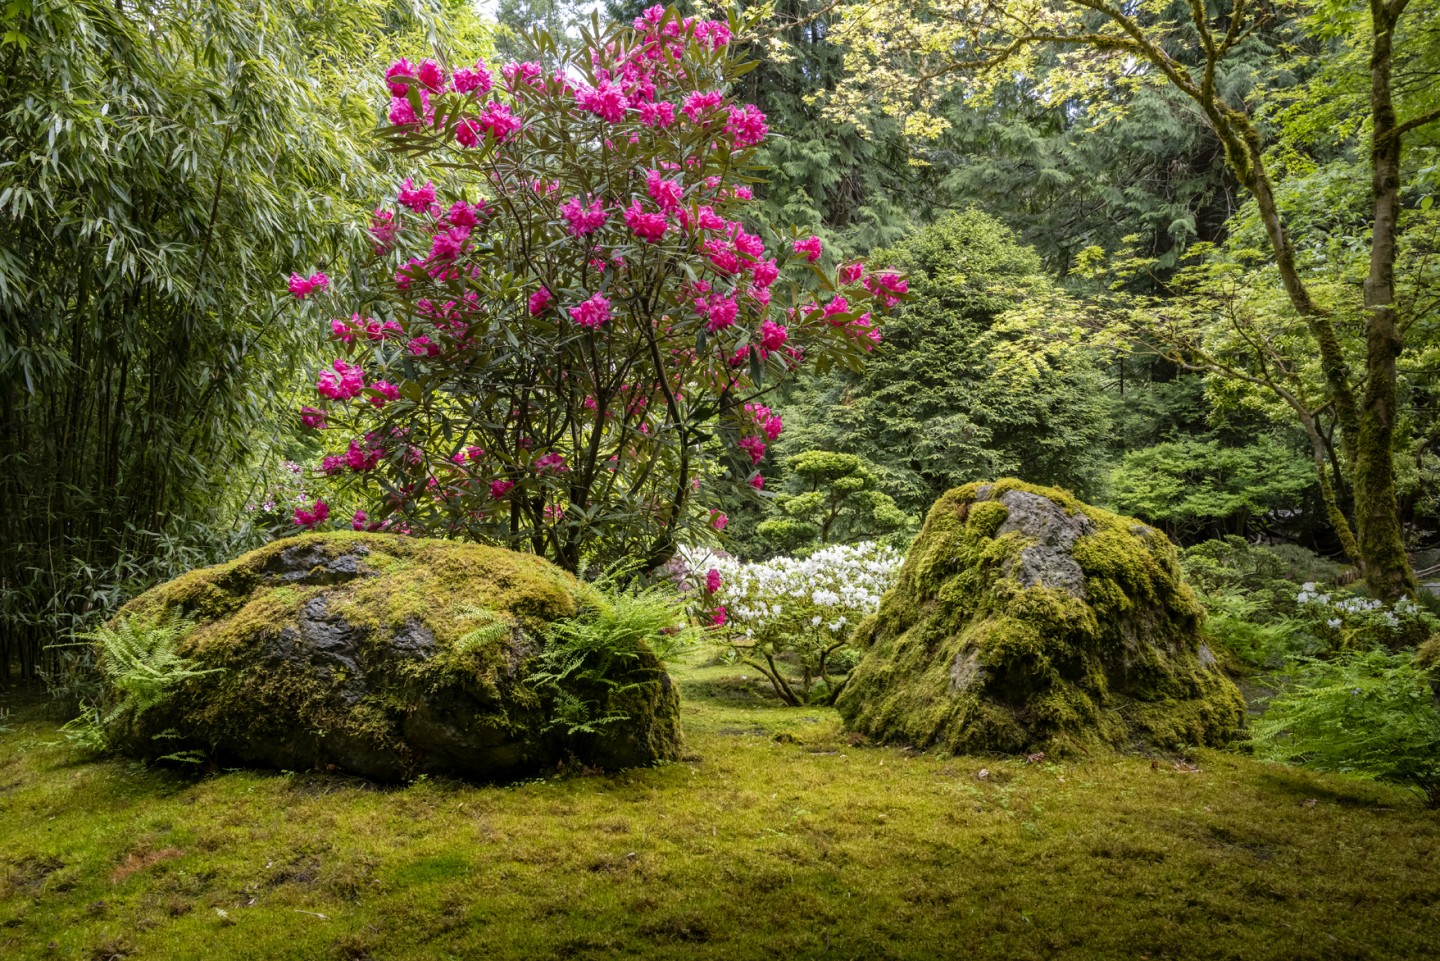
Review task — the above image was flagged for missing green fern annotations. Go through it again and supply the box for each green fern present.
[530,584,698,736]
[81,614,218,719]
[454,606,513,655]
[1251,650,1440,806]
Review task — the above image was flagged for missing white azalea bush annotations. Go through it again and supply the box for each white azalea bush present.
[1295,583,1439,651]
[681,542,903,705]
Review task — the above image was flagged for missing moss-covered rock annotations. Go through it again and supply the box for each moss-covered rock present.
[836,480,1245,755]
[104,533,682,780]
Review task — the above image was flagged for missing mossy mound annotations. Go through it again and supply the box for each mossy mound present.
[104,533,682,780]
[836,480,1245,755]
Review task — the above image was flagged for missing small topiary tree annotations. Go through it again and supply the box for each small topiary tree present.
[756,450,914,553]
[289,7,905,573]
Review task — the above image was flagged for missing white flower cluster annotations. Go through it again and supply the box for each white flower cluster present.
[1297,584,1419,632]
[708,542,903,640]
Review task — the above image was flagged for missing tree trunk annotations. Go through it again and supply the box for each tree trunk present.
[1355,1,1419,600]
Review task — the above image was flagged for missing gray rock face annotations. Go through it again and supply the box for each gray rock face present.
[106,533,683,780]
[994,489,1093,597]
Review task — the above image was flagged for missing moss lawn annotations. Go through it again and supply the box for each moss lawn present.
[2,653,1438,960]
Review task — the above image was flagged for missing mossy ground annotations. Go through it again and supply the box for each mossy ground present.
[4,650,1439,961]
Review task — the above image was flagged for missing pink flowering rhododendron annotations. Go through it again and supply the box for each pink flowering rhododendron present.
[453,61,493,95]
[292,16,905,569]
[759,320,788,352]
[417,58,446,92]
[793,235,823,263]
[738,434,766,465]
[367,380,400,407]
[397,178,436,212]
[682,89,722,122]
[294,499,329,528]
[561,196,607,235]
[370,209,399,251]
[576,80,629,122]
[317,360,364,400]
[569,292,611,328]
[638,101,675,128]
[386,59,415,96]
[623,201,668,243]
[474,102,522,143]
[646,171,684,210]
[724,105,768,149]
[288,272,329,299]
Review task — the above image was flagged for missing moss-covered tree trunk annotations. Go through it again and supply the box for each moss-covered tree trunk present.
[1354,1,1419,601]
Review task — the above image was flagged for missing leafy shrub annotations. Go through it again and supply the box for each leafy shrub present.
[1110,438,1315,540]
[1183,537,1337,666]
[1182,536,1341,616]
[687,542,903,705]
[755,450,915,554]
[1200,591,1320,669]
[1251,649,1440,806]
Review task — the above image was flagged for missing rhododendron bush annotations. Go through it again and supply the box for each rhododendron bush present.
[294,7,905,572]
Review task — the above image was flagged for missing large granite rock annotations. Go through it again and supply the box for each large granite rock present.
[836,480,1245,754]
[103,533,681,780]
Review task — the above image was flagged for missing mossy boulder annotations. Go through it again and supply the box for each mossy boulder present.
[104,533,682,780]
[836,480,1245,755]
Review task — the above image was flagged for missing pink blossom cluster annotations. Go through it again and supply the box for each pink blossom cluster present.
[744,403,785,443]
[561,196,608,236]
[624,201,669,243]
[569,292,611,329]
[317,360,364,400]
[293,499,329,529]
[792,236,823,263]
[865,270,909,308]
[288,272,329,299]
[331,315,403,344]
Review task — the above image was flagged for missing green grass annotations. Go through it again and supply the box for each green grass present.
[3,654,1439,961]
